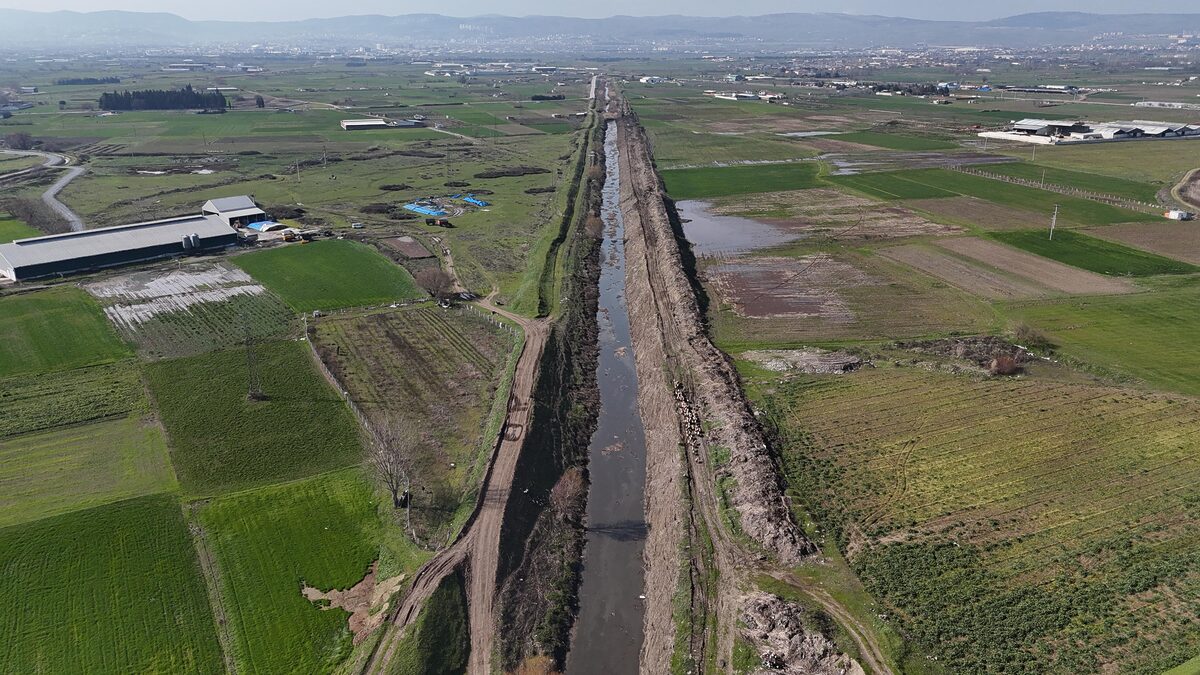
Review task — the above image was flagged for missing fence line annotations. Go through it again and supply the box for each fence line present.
[948,165,1162,215]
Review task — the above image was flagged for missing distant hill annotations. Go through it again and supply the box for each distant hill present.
[1,9,1199,50]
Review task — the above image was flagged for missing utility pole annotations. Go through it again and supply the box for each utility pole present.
[1041,168,1047,189]
[322,145,327,168]
[1032,144,1037,162]
[1049,204,1059,241]
[294,161,301,182]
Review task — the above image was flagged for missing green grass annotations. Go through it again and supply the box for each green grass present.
[984,162,1161,203]
[1165,655,1200,675]
[660,162,822,199]
[0,494,223,673]
[0,417,176,528]
[991,230,1199,277]
[146,340,363,496]
[0,214,39,242]
[836,131,958,151]
[0,286,132,378]
[233,240,423,312]
[0,362,146,438]
[1008,283,1200,396]
[828,168,1157,225]
[388,571,469,675]
[198,469,383,674]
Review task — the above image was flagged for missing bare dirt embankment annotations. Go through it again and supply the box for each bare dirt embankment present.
[614,97,875,673]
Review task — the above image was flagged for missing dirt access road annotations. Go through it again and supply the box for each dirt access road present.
[614,93,893,674]
[0,148,86,231]
[362,296,548,675]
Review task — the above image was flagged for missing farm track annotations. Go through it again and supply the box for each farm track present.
[0,148,86,231]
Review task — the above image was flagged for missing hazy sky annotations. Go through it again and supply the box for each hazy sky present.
[0,0,1180,22]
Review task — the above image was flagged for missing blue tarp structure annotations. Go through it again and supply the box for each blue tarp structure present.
[246,221,287,232]
[404,204,448,216]
[463,196,490,207]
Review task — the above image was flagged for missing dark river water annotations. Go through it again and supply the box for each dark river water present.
[566,121,649,674]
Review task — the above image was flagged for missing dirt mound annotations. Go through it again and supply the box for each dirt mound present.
[301,562,405,645]
[526,186,557,194]
[475,166,551,179]
[894,335,1032,369]
[740,592,865,675]
[742,349,862,374]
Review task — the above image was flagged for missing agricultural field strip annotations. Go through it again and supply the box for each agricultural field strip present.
[792,377,1200,575]
[879,244,1054,299]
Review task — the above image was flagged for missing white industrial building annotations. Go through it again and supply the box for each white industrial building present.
[202,195,268,228]
[980,118,1200,145]
[0,215,236,281]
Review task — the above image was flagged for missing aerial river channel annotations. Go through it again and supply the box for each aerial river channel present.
[565,121,649,674]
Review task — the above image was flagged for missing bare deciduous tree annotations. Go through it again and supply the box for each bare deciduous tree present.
[3,132,34,150]
[368,416,420,531]
[414,267,456,302]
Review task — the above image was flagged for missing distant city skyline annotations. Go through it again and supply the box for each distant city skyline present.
[0,0,1187,22]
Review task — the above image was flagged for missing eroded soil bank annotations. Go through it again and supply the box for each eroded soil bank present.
[565,120,649,675]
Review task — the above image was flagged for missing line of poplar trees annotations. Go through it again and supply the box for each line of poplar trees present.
[99,84,227,111]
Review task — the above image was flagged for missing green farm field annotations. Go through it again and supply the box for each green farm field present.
[1007,283,1200,397]
[314,305,516,539]
[0,362,145,438]
[835,131,958,151]
[0,286,132,378]
[198,469,413,674]
[0,213,39,242]
[759,367,1200,674]
[990,230,1199,277]
[387,571,470,675]
[0,417,176,528]
[994,139,1200,185]
[982,162,1161,203]
[234,240,423,312]
[660,162,822,199]
[147,340,363,496]
[828,168,1156,226]
[0,494,223,674]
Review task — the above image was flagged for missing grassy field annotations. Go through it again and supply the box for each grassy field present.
[233,240,423,312]
[982,162,1161,203]
[0,494,223,673]
[1007,283,1200,396]
[990,230,1200,277]
[660,162,822,199]
[0,417,176,528]
[994,139,1200,185]
[828,168,1157,225]
[146,340,363,496]
[835,131,958,151]
[758,367,1200,674]
[0,286,132,378]
[314,305,515,539]
[198,470,388,674]
[0,213,39,242]
[0,362,145,438]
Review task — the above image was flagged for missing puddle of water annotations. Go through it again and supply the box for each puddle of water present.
[676,200,797,257]
[566,121,649,674]
[777,130,842,138]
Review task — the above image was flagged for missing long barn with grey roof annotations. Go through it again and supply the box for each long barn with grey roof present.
[0,214,236,281]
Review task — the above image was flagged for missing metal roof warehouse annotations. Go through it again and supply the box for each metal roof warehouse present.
[0,214,237,281]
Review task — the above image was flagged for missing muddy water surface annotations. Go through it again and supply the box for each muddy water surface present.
[566,121,648,674]
[676,200,797,257]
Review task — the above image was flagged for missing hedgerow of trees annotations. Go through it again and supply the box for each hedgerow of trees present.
[56,77,121,85]
[98,85,228,111]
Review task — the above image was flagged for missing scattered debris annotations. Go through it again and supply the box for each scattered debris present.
[741,348,863,374]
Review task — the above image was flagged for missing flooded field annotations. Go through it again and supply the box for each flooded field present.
[676,199,795,257]
[566,122,649,674]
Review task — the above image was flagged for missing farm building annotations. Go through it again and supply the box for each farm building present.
[202,195,268,228]
[0,215,236,281]
[339,118,423,130]
[982,118,1200,145]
